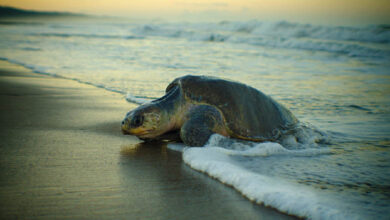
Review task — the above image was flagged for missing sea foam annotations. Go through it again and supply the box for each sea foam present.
[125,93,151,105]
[168,134,360,220]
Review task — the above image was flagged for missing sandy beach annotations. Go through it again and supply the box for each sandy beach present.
[0,60,295,219]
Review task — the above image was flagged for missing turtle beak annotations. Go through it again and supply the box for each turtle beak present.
[127,127,149,136]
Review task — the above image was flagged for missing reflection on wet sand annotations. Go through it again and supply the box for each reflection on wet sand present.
[119,141,296,219]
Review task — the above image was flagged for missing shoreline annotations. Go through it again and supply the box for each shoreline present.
[0,60,296,219]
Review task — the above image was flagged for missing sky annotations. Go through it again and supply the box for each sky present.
[1,0,390,25]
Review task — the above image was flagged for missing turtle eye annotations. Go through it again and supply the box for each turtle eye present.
[131,115,144,127]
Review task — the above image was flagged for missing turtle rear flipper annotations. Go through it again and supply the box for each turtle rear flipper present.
[180,105,226,146]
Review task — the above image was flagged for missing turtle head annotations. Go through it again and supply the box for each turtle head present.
[121,103,174,140]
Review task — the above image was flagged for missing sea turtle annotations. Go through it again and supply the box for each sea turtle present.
[121,75,298,146]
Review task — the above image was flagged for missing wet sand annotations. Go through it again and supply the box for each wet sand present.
[0,60,296,219]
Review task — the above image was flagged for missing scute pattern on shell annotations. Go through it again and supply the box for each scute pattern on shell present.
[166,75,298,141]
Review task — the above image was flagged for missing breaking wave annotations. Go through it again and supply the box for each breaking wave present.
[131,21,390,58]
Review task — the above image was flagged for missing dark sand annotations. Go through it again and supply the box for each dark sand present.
[0,61,295,219]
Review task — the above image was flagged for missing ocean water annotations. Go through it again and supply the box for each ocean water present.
[0,17,389,219]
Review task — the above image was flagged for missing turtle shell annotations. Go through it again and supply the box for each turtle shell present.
[166,75,298,141]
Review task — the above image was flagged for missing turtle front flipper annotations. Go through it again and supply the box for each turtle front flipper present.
[180,105,227,146]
